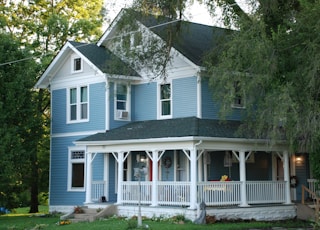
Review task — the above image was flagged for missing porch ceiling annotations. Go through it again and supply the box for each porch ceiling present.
[75,117,288,153]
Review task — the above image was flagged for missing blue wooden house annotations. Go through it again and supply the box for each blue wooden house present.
[35,10,312,221]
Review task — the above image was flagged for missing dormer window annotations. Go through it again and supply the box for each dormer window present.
[72,55,82,73]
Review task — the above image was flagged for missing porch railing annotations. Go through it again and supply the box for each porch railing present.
[92,180,106,202]
[122,181,152,205]
[118,180,287,206]
[246,181,286,204]
[158,181,190,206]
[307,179,319,199]
[197,181,241,206]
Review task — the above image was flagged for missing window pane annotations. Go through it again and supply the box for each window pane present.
[116,84,127,110]
[81,86,87,102]
[161,100,170,115]
[74,58,81,71]
[72,163,84,187]
[81,103,88,119]
[70,88,77,104]
[117,101,126,110]
[161,84,170,99]
[71,105,77,120]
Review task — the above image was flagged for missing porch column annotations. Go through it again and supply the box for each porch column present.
[283,151,292,204]
[151,150,159,207]
[239,150,249,207]
[189,148,197,209]
[85,152,93,204]
[117,151,124,204]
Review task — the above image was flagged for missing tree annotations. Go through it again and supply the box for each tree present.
[0,32,38,209]
[204,0,320,176]
[0,0,105,212]
[128,0,320,179]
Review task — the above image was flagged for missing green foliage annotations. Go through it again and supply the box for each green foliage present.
[204,0,320,158]
[0,33,37,209]
[0,0,106,213]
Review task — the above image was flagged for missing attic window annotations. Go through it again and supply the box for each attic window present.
[72,55,82,73]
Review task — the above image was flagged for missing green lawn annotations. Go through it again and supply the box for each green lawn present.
[0,206,313,230]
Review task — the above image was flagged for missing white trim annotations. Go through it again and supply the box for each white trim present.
[52,130,105,138]
[67,146,86,192]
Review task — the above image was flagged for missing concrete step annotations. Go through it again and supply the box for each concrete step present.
[68,205,118,223]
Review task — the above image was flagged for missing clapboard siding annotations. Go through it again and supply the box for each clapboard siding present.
[51,83,106,134]
[50,136,87,206]
[132,82,157,121]
[172,76,197,118]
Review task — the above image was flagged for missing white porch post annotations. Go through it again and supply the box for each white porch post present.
[151,150,159,207]
[117,151,124,204]
[189,148,197,209]
[85,152,93,204]
[283,150,292,204]
[239,150,249,207]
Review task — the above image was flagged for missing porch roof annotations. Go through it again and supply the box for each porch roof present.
[77,117,246,142]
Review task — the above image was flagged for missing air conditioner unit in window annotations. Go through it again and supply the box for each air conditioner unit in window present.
[117,110,129,119]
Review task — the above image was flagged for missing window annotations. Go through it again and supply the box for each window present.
[72,55,83,73]
[68,86,88,122]
[232,81,245,108]
[159,83,171,117]
[115,83,130,120]
[68,149,85,191]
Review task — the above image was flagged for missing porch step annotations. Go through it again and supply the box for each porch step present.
[69,205,118,223]
[296,203,315,221]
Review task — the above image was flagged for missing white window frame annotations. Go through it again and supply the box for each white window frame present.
[114,82,130,121]
[67,85,89,123]
[71,54,83,73]
[68,147,86,192]
[158,81,172,119]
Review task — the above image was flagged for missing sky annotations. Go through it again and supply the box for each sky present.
[104,0,221,28]
[104,0,253,30]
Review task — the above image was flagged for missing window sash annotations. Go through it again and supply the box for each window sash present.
[116,84,127,111]
[160,83,171,116]
[69,86,88,121]
[74,58,81,71]
[71,163,84,188]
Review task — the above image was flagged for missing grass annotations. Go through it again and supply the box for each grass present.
[0,206,313,230]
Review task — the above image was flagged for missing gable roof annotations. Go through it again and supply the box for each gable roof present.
[69,41,139,76]
[137,15,234,66]
[76,117,244,143]
[35,41,140,89]
[98,9,234,66]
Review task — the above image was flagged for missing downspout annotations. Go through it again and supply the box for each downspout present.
[196,72,202,118]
